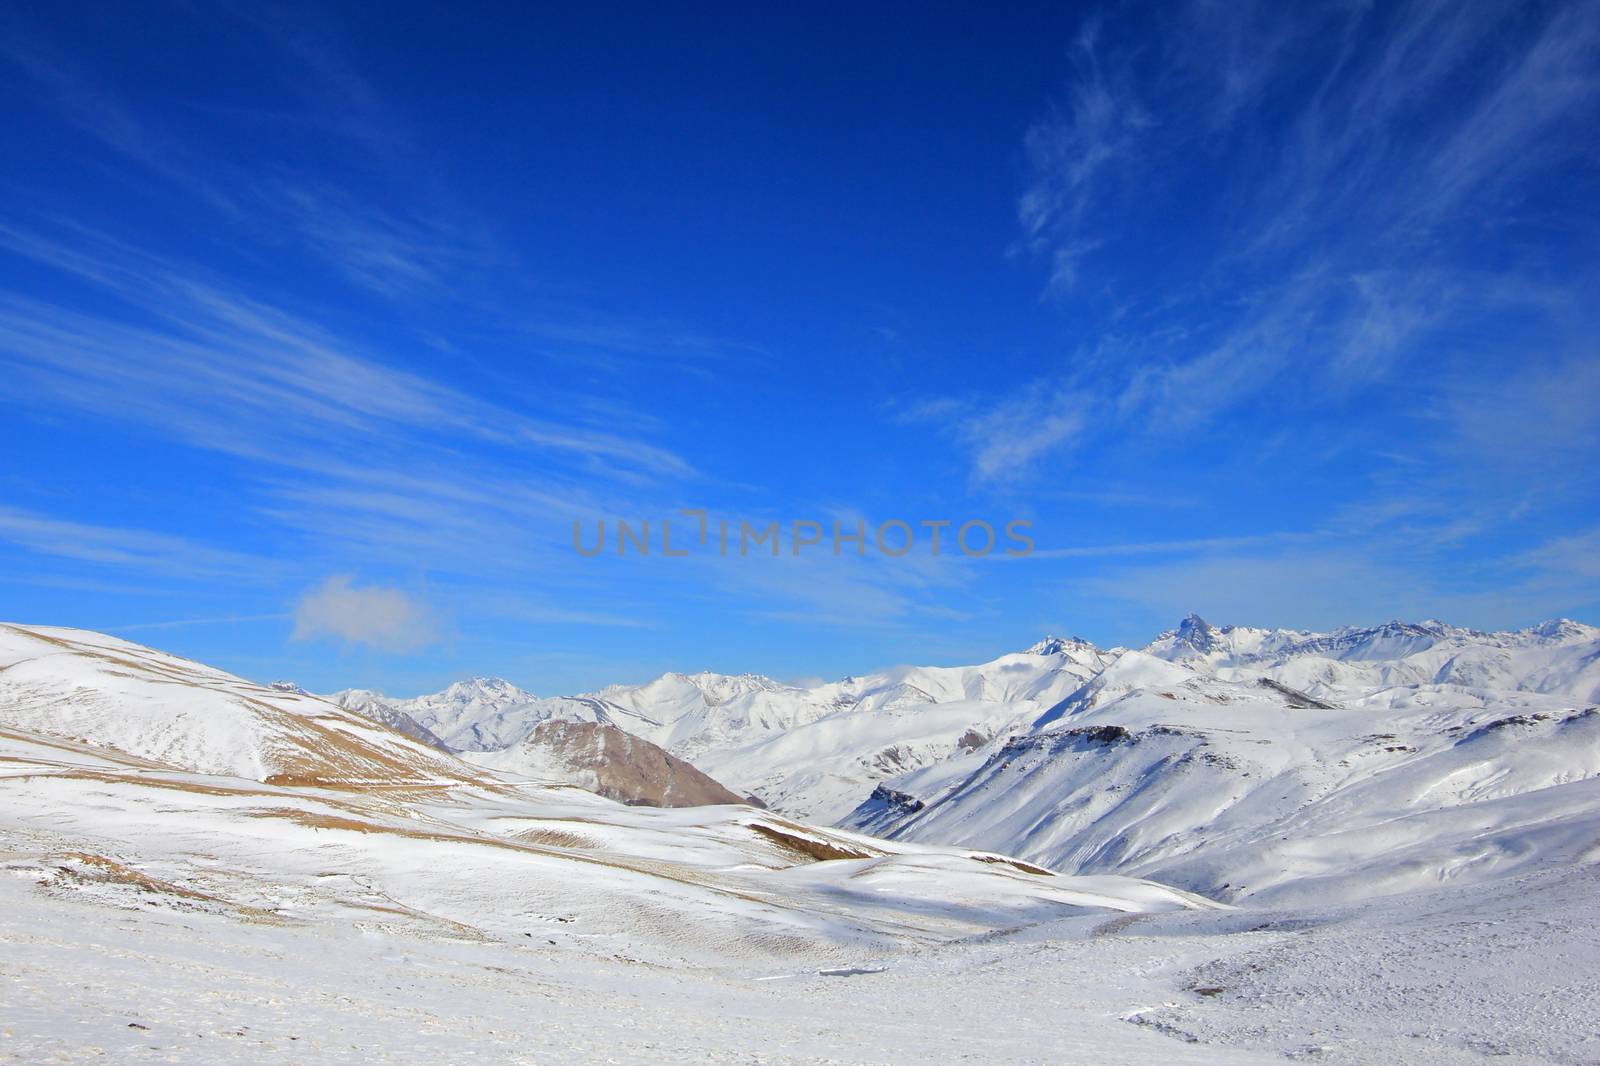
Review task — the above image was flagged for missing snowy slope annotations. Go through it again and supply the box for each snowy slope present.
[843,624,1600,906]
[312,613,1600,907]
[331,638,1116,820]
[330,679,751,806]
[372,619,1600,846]
[594,638,1115,819]
[1150,614,1600,702]
[5,622,1600,1063]
[591,670,819,757]
[0,689,1217,972]
[0,624,479,787]
[313,685,452,750]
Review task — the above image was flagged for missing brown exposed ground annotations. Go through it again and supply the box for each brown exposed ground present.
[516,719,745,807]
[968,853,1054,876]
[747,819,883,863]
[43,852,283,922]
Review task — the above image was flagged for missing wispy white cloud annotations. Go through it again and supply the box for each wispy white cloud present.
[1421,1,1600,215]
[1078,521,1600,635]
[0,222,697,485]
[1015,22,1148,290]
[0,37,244,216]
[936,0,1599,496]
[1517,528,1600,584]
[0,217,722,630]
[1009,502,1541,636]
[0,507,277,580]
[263,183,480,298]
[0,19,493,299]
[1441,351,1600,475]
[1023,531,1311,560]
[900,381,1090,484]
[112,613,293,633]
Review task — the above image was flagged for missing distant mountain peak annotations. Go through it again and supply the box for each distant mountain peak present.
[449,675,520,691]
[435,677,532,703]
[1527,618,1599,643]
[1024,634,1096,656]
[1172,613,1221,653]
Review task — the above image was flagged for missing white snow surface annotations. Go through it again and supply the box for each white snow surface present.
[335,636,1115,821]
[0,624,475,786]
[342,617,1600,864]
[3,622,1599,1063]
[841,617,1600,909]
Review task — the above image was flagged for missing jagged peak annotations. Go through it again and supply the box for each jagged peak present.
[1526,618,1599,641]
[1164,613,1222,654]
[1024,634,1097,656]
[440,676,527,696]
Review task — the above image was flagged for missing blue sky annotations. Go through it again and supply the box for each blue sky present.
[2,1,1597,695]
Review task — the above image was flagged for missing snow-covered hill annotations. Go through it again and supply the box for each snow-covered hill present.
[6,621,1600,1063]
[0,628,1219,969]
[353,618,1600,854]
[842,617,1600,906]
[308,684,452,750]
[1149,614,1600,702]
[328,676,758,806]
[592,670,834,760]
[306,613,1600,904]
[684,641,1113,822]
[339,638,1117,822]
[0,624,478,787]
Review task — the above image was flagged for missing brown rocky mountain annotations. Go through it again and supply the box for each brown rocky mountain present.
[468,718,746,807]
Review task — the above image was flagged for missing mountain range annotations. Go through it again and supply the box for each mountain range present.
[5,616,1598,1062]
[322,615,1600,907]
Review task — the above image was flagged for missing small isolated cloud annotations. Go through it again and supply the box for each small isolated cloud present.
[291,576,436,652]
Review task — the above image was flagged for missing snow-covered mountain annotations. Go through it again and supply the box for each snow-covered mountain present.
[681,640,1116,821]
[356,619,1599,844]
[0,623,1216,969]
[328,678,759,806]
[1148,615,1600,701]
[348,638,1116,822]
[330,677,659,752]
[842,617,1600,906]
[311,614,1600,905]
[0,624,478,787]
[7,620,1600,1063]
[305,684,452,751]
[591,671,831,760]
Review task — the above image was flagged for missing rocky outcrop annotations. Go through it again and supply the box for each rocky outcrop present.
[474,719,745,807]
